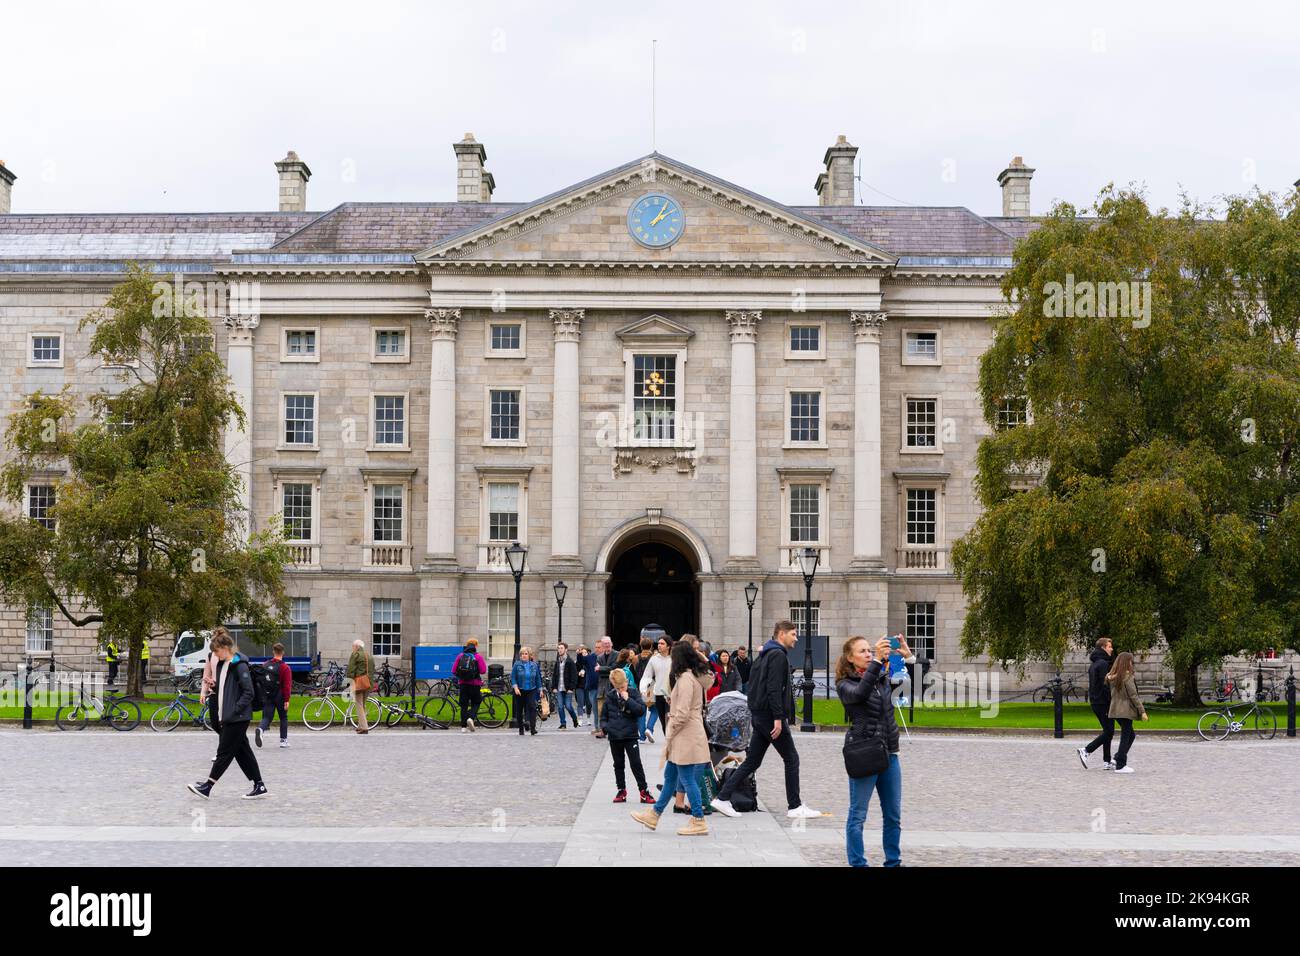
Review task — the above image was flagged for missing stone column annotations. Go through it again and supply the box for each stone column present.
[223,314,259,538]
[425,308,459,567]
[725,310,762,571]
[549,309,584,570]
[850,311,887,569]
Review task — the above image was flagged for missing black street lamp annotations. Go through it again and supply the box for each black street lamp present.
[553,580,568,649]
[743,582,758,658]
[797,546,819,732]
[506,541,527,729]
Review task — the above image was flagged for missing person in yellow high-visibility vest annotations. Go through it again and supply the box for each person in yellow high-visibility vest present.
[105,640,120,686]
[140,637,150,686]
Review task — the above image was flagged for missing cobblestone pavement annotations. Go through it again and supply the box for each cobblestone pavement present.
[750,732,1300,866]
[2,726,1295,866]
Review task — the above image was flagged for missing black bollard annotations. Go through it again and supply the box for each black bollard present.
[1052,670,1064,739]
[21,655,33,730]
[1287,666,1295,739]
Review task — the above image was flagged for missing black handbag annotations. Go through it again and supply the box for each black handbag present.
[842,687,890,778]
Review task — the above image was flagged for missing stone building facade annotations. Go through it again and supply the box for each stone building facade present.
[0,138,1053,679]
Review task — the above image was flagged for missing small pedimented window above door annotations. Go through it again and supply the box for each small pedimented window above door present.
[615,314,695,348]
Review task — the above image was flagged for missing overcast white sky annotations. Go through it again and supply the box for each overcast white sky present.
[3,0,1296,217]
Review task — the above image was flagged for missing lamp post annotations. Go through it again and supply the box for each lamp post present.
[553,580,568,649]
[797,547,819,732]
[506,541,527,729]
[743,582,758,659]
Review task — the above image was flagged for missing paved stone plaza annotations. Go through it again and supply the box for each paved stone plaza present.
[2,726,1296,867]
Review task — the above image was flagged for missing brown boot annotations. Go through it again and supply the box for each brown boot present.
[630,809,661,831]
[677,815,709,836]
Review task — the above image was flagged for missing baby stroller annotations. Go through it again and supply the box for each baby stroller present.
[705,691,752,769]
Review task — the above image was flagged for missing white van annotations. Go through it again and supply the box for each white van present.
[172,630,211,684]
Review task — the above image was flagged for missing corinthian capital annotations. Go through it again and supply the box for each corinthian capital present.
[223,314,259,346]
[426,308,461,341]
[550,308,584,343]
[725,310,762,344]
[850,311,888,344]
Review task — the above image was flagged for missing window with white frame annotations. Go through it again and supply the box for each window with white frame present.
[281,328,318,361]
[487,482,519,542]
[995,396,1029,431]
[902,330,941,365]
[788,600,821,636]
[786,323,824,359]
[787,390,824,445]
[905,488,938,545]
[282,394,317,447]
[104,405,134,435]
[906,602,937,660]
[27,484,56,530]
[903,397,939,451]
[486,321,525,357]
[372,395,407,448]
[486,388,524,445]
[631,353,678,443]
[373,328,409,362]
[28,333,63,367]
[779,468,831,570]
[371,484,404,543]
[371,598,402,656]
[26,604,53,653]
[290,597,311,626]
[281,482,314,542]
[789,483,821,544]
[488,598,516,658]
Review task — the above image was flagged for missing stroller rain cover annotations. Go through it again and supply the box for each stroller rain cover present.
[705,691,752,752]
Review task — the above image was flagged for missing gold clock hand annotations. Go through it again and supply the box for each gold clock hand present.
[649,202,673,227]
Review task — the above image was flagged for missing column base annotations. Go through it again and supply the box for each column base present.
[543,556,587,575]
[420,554,458,572]
[721,557,763,575]
[847,556,888,573]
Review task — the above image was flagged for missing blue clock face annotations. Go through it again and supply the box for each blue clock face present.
[628,193,684,248]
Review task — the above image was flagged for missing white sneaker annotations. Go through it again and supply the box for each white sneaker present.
[467,718,476,732]
[1102,761,1114,770]
[1076,746,1089,769]
[279,740,289,749]
[710,798,739,818]
[461,727,469,734]
[787,805,822,819]
[1113,766,1135,774]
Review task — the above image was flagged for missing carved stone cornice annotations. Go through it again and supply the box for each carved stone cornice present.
[850,310,888,344]
[550,308,584,343]
[725,310,762,344]
[612,447,696,479]
[425,308,460,341]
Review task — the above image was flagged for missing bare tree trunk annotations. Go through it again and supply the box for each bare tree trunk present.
[1173,661,1201,707]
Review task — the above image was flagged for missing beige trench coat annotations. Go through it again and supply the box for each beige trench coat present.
[662,669,715,767]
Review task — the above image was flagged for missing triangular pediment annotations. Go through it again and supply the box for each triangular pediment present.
[415,154,896,269]
[615,314,695,345]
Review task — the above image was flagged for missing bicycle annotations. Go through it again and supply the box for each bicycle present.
[1197,699,1277,741]
[374,661,433,700]
[301,689,381,731]
[1032,675,1083,704]
[421,682,510,729]
[380,696,448,730]
[150,691,213,732]
[1209,672,1240,703]
[55,680,141,731]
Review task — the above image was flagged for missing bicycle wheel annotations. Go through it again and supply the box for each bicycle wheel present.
[410,679,433,699]
[302,697,336,731]
[422,694,458,726]
[55,704,88,731]
[477,693,509,729]
[109,699,140,731]
[383,703,405,728]
[151,704,182,732]
[1197,710,1230,741]
[1253,707,1277,740]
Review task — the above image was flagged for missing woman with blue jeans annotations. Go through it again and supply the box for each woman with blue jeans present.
[511,646,542,736]
[630,640,715,836]
[836,635,904,867]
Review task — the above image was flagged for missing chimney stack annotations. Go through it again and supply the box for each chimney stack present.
[454,133,494,202]
[275,151,311,212]
[816,135,857,206]
[996,156,1035,217]
[0,160,15,214]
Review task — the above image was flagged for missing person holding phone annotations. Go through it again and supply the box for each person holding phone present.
[886,634,917,706]
[836,634,903,867]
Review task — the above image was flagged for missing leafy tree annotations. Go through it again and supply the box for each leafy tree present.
[0,265,288,697]
[953,188,1300,705]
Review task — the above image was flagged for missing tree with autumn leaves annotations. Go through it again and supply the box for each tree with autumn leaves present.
[954,187,1300,705]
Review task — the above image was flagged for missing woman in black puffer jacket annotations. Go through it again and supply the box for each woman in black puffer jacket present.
[836,635,904,867]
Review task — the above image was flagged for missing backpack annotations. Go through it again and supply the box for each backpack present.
[243,659,269,713]
[454,652,481,683]
[719,767,758,812]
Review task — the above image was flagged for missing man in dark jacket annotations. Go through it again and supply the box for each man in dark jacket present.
[592,637,616,739]
[189,628,266,800]
[551,642,581,729]
[1079,638,1115,769]
[255,642,294,749]
[711,620,820,819]
[734,646,752,693]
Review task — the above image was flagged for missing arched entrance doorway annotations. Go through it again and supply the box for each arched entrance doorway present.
[601,518,708,646]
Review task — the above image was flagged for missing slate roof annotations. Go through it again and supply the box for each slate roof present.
[269,202,516,253]
[795,206,1021,257]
